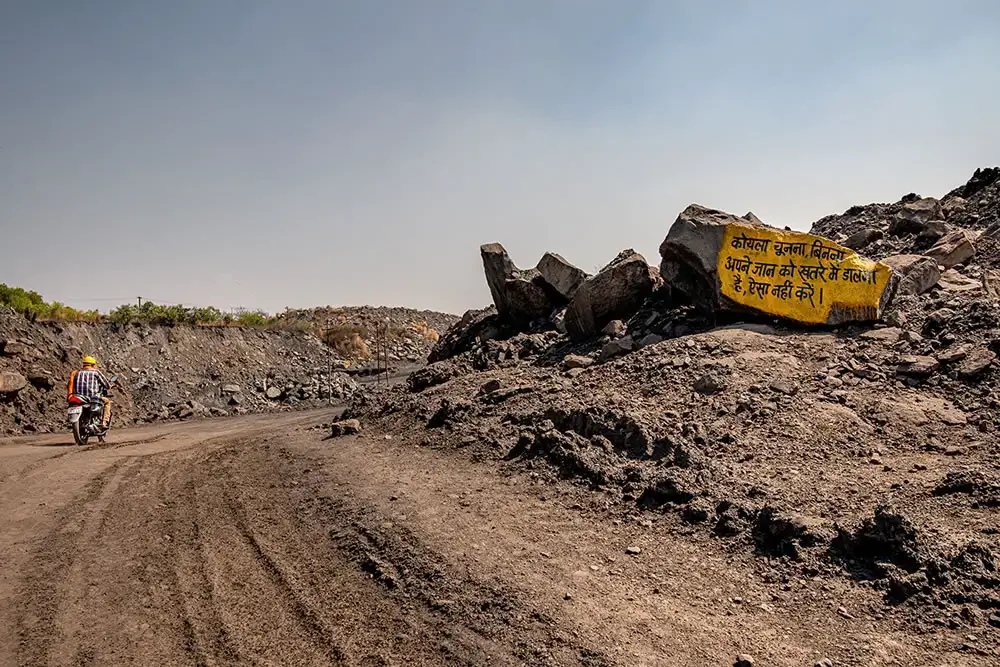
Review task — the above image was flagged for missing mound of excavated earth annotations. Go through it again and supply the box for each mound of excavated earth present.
[344,166,1000,660]
[348,317,1000,651]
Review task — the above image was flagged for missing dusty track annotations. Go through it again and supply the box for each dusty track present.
[0,411,988,666]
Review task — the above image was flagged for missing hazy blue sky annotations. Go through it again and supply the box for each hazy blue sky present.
[2,1,998,315]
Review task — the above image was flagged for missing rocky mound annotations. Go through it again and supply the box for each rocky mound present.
[0,313,360,436]
[812,167,1000,269]
[276,306,458,366]
[346,166,1000,642]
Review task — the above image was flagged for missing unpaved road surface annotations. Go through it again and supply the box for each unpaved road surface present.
[0,411,986,666]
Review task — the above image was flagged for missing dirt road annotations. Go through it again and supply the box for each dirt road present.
[0,411,986,666]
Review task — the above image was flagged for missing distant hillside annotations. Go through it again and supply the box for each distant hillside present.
[275,306,459,366]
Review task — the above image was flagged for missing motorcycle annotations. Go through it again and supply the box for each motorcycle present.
[67,374,118,446]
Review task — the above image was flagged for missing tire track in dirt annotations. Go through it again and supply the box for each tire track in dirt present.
[166,475,241,666]
[223,489,348,664]
[260,443,613,666]
[183,446,346,666]
[9,413,614,665]
[0,447,78,486]
[15,458,137,666]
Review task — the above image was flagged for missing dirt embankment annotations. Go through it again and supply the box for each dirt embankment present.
[0,317,353,436]
[0,305,459,437]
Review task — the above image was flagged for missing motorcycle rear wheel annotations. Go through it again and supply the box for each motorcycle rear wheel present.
[72,421,89,446]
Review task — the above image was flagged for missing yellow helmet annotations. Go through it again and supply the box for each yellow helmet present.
[82,355,97,367]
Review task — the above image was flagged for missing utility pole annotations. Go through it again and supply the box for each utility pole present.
[326,317,333,405]
[137,297,143,308]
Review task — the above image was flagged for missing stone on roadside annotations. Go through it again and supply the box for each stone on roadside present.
[882,254,941,296]
[27,369,55,390]
[935,345,970,364]
[937,269,981,293]
[536,252,588,300]
[638,333,664,348]
[564,250,660,341]
[658,204,895,326]
[842,228,883,250]
[694,374,726,394]
[942,196,968,218]
[925,308,955,328]
[330,419,362,437]
[860,327,902,344]
[479,379,502,395]
[734,654,755,667]
[221,384,242,394]
[769,379,798,395]
[265,386,283,400]
[428,306,509,363]
[0,340,27,357]
[407,362,458,393]
[602,319,627,337]
[916,219,949,242]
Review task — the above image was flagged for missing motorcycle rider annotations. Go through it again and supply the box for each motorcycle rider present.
[67,356,114,428]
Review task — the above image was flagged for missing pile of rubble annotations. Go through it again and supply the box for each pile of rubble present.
[813,166,1000,271]
[347,166,1000,638]
[276,306,457,367]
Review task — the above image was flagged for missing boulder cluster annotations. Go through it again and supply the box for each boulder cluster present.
[480,244,661,341]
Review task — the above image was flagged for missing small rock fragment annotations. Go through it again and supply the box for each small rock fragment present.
[602,320,627,337]
[479,379,502,394]
[957,349,996,380]
[562,354,594,370]
[330,419,362,437]
[896,356,939,378]
[936,346,970,364]
[694,374,726,395]
[769,379,798,396]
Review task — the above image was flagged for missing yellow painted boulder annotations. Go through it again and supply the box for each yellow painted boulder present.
[660,205,898,325]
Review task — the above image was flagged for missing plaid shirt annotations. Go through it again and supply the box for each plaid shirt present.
[68,368,112,399]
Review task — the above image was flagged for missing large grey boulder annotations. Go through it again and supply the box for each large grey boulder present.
[842,228,884,250]
[564,250,660,341]
[536,252,588,300]
[889,198,944,236]
[659,205,766,315]
[480,243,554,325]
[883,254,941,296]
[925,229,976,269]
